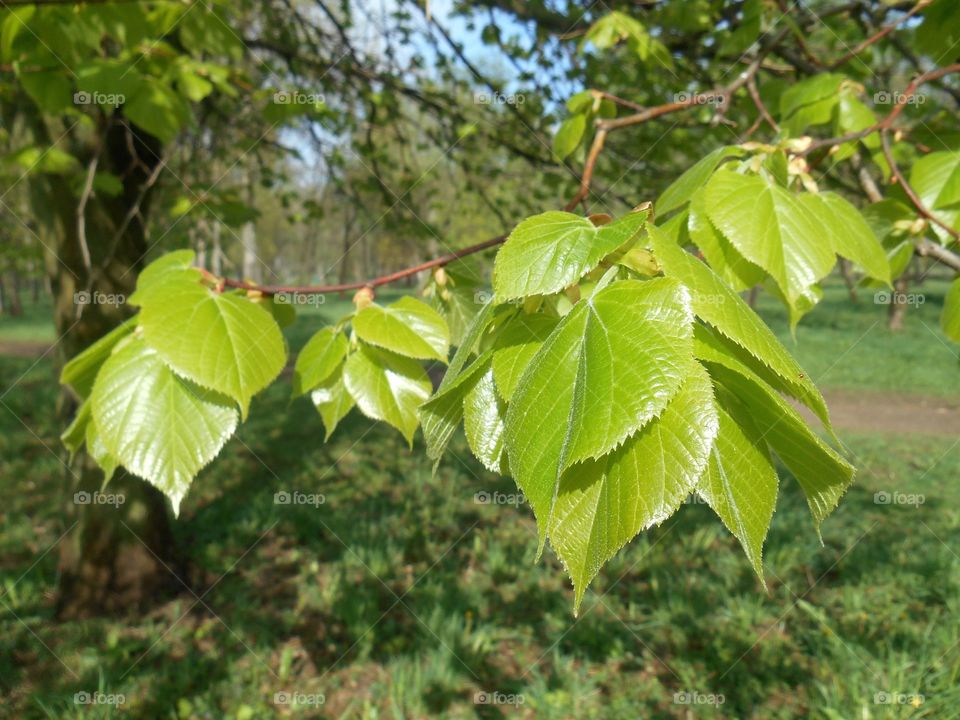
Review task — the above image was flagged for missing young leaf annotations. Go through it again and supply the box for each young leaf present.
[463,362,507,473]
[701,353,854,537]
[353,296,450,362]
[492,210,648,300]
[650,225,832,430]
[687,189,765,291]
[490,313,559,401]
[293,327,349,396]
[656,146,744,217]
[705,170,835,310]
[802,192,891,284]
[343,344,432,445]
[553,113,587,161]
[136,272,286,418]
[550,363,718,611]
[310,366,355,440]
[942,278,960,342]
[419,350,492,462]
[505,278,695,551]
[60,317,137,399]
[697,402,778,582]
[91,338,239,515]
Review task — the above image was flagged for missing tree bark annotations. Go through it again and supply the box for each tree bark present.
[888,275,909,331]
[31,117,182,618]
[4,270,23,315]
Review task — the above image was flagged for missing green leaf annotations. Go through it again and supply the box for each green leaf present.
[778,73,843,134]
[353,296,450,362]
[293,327,348,396]
[75,60,142,104]
[833,90,878,158]
[135,272,286,418]
[62,400,92,460]
[493,210,648,300]
[687,189,765,291]
[916,0,960,65]
[418,350,492,462]
[463,362,508,473]
[942,278,960,342]
[21,70,72,113]
[129,249,198,306]
[705,170,835,309]
[566,90,594,114]
[805,192,890,283]
[657,146,744,217]
[86,416,118,487]
[61,317,137,399]
[124,78,191,143]
[490,313,559,401]
[343,344,432,445]
[505,278,695,551]
[550,363,718,610]
[910,151,960,236]
[650,225,832,430]
[1,7,35,62]
[91,337,239,515]
[701,347,854,536]
[553,113,587,161]
[697,399,777,582]
[310,365,355,440]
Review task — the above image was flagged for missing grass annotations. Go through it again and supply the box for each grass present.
[1,277,959,718]
[756,276,960,397]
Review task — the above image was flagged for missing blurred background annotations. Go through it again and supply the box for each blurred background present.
[1,0,959,717]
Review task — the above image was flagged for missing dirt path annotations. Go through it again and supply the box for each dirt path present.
[1,341,958,435]
[0,340,53,358]
[793,389,960,437]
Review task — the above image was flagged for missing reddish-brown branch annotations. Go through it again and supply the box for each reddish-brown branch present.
[221,235,505,296]
[214,31,959,297]
[564,128,608,212]
[800,63,960,155]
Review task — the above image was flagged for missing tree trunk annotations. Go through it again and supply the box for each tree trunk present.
[33,118,182,618]
[240,177,260,282]
[838,258,858,302]
[5,270,23,315]
[888,276,909,331]
[211,221,223,276]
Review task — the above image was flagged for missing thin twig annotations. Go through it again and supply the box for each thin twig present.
[221,235,506,296]
[881,130,960,241]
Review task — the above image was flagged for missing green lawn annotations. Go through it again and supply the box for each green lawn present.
[2,278,959,718]
[757,277,959,397]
